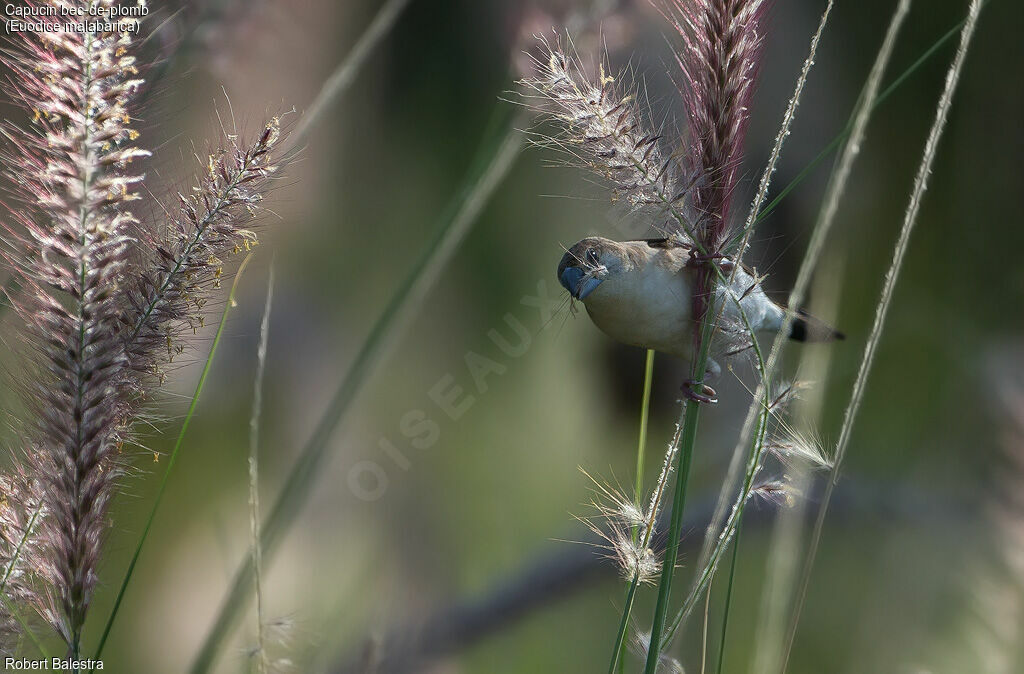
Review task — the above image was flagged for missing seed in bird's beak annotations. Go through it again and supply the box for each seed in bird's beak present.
[559,266,603,300]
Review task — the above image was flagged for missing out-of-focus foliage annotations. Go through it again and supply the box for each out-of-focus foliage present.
[1,0,1020,671]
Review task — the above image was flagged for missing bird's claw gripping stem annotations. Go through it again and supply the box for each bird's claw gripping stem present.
[681,379,718,404]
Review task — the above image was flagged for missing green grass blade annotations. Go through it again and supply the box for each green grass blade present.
[634,350,655,512]
[1,593,48,658]
[715,526,742,674]
[0,503,41,594]
[608,349,656,674]
[248,263,275,674]
[91,254,256,665]
[661,0,912,651]
[189,109,523,674]
[779,1,985,667]
[644,311,716,673]
[288,0,413,150]
[609,349,656,674]
[609,576,641,674]
[746,11,969,231]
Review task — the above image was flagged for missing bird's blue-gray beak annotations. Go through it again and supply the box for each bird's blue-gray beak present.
[559,266,603,300]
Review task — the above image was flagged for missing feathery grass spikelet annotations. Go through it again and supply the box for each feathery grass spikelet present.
[763,425,832,471]
[578,471,663,584]
[122,117,282,385]
[518,36,691,236]
[0,1,287,650]
[749,477,799,508]
[0,2,149,647]
[767,380,814,414]
[662,0,769,251]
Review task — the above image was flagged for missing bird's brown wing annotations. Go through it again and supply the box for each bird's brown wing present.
[634,237,690,251]
[632,237,758,276]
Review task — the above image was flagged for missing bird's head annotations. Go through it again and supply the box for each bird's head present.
[557,237,629,300]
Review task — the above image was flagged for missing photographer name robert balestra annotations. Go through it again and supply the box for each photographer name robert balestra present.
[4,657,103,670]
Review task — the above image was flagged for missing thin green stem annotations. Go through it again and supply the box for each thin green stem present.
[683,0,913,649]
[91,254,255,667]
[715,524,742,674]
[643,399,700,672]
[1,592,48,658]
[779,2,983,668]
[728,0,834,266]
[189,108,523,674]
[644,304,716,673]
[608,577,641,674]
[288,0,413,151]
[248,264,274,674]
[634,349,655,531]
[0,503,41,593]
[609,348,656,674]
[732,7,970,243]
[659,283,772,650]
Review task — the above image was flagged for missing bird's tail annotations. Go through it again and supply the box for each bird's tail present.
[788,309,844,342]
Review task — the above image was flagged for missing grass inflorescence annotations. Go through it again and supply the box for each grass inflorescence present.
[0,0,287,658]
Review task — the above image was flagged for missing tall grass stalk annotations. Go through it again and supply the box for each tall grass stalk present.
[662,0,912,649]
[91,255,255,666]
[747,11,970,233]
[288,0,413,150]
[634,350,656,522]
[644,323,715,673]
[190,112,523,674]
[751,256,843,674]
[0,593,46,658]
[729,0,835,267]
[0,6,150,653]
[699,0,834,574]
[696,2,981,590]
[779,2,984,667]
[644,2,770,668]
[248,264,275,674]
[708,4,834,663]
[714,530,741,673]
[610,348,656,673]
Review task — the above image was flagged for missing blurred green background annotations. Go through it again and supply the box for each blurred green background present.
[3,0,1023,672]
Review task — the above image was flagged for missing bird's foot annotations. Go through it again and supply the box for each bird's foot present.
[681,379,718,404]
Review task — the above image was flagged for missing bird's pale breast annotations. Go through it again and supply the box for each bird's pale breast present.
[583,262,695,358]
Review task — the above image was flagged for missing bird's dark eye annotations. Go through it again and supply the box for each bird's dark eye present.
[585,248,600,266]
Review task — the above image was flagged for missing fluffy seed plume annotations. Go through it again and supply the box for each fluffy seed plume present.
[122,116,282,386]
[578,471,663,584]
[764,426,832,471]
[749,477,800,508]
[0,0,286,651]
[519,36,690,236]
[0,2,149,647]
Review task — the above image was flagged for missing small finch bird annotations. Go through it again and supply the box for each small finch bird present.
[557,236,842,401]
